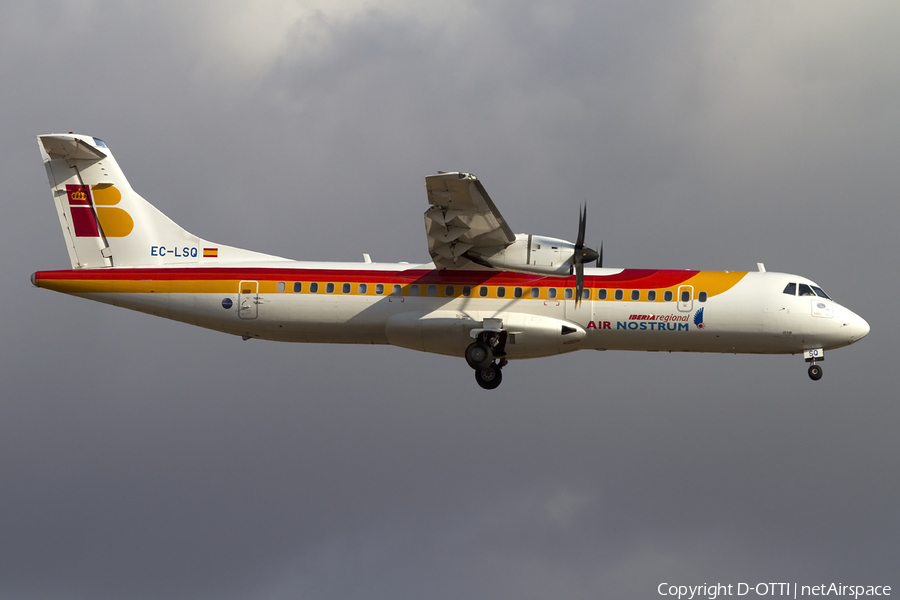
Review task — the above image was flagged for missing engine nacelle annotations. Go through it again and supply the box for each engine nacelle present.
[470,233,575,276]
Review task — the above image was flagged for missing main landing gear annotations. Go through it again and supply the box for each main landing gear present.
[466,329,509,390]
[805,348,824,381]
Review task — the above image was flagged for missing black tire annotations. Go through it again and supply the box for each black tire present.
[475,363,503,390]
[465,342,493,370]
[808,364,823,381]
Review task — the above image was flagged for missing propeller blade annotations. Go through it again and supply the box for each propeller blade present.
[575,260,584,308]
[597,241,603,268]
[574,204,598,264]
[576,204,587,249]
[572,203,599,308]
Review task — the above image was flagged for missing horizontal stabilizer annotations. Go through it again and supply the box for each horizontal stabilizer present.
[39,134,108,161]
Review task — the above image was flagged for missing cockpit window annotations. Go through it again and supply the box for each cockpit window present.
[783,283,796,296]
[812,286,830,299]
[798,283,815,296]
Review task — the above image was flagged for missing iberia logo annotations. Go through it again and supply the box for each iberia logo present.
[66,184,134,238]
[693,307,706,329]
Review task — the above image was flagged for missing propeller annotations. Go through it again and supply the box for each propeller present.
[573,204,600,307]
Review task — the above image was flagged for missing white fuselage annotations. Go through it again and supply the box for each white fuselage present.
[34,262,869,361]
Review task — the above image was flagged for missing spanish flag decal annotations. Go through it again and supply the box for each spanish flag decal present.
[203,248,218,258]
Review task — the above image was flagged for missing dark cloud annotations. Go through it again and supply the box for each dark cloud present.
[1,1,897,598]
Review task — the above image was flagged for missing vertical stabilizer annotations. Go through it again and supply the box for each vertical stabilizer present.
[38,134,286,268]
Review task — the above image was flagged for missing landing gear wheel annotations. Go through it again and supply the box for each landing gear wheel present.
[475,363,503,390]
[465,342,493,370]
[808,364,823,381]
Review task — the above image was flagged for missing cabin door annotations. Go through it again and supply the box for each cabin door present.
[239,280,259,319]
[677,285,694,312]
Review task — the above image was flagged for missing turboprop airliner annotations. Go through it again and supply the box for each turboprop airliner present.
[32,133,869,389]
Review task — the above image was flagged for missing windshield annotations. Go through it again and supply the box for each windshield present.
[811,286,830,299]
[783,281,831,299]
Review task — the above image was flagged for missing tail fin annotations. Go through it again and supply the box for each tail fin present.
[38,134,285,268]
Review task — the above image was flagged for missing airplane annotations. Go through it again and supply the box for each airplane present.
[31,133,870,390]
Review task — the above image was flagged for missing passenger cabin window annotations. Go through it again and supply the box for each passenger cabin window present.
[564,288,573,300]
[392,284,402,296]
[647,290,656,301]
[614,289,623,300]
[497,287,506,298]
[445,285,454,296]
[631,290,640,301]
[514,287,523,298]
[342,283,350,294]
[277,281,286,293]
[358,283,367,294]
[427,284,437,296]
[798,283,815,297]
[530,287,540,298]
[548,288,557,299]
[410,284,419,296]
[326,283,335,293]
[310,282,319,293]
[664,290,673,302]
[479,286,488,297]
[293,282,302,293]
[598,289,607,300]
[462,286,471,297]
[783,283,797,296]
[582,289,590,300]
[698,291,708,302]
[680,290,690,302]
[375,283,384,295]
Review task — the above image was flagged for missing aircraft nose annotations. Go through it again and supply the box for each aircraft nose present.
[850,312,870,342]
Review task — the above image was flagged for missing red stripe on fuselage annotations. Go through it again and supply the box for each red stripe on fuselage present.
[32,267,699,288]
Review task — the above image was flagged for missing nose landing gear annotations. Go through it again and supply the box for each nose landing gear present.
[804,349,824,381]
[807,363,823,381]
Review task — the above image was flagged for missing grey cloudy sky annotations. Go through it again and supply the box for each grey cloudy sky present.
[1,1,898,598]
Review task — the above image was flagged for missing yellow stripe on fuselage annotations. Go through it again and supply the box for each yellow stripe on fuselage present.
[37,270,748,301]
[681,271,747,297]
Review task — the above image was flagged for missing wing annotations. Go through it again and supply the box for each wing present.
[424,172,516,270]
